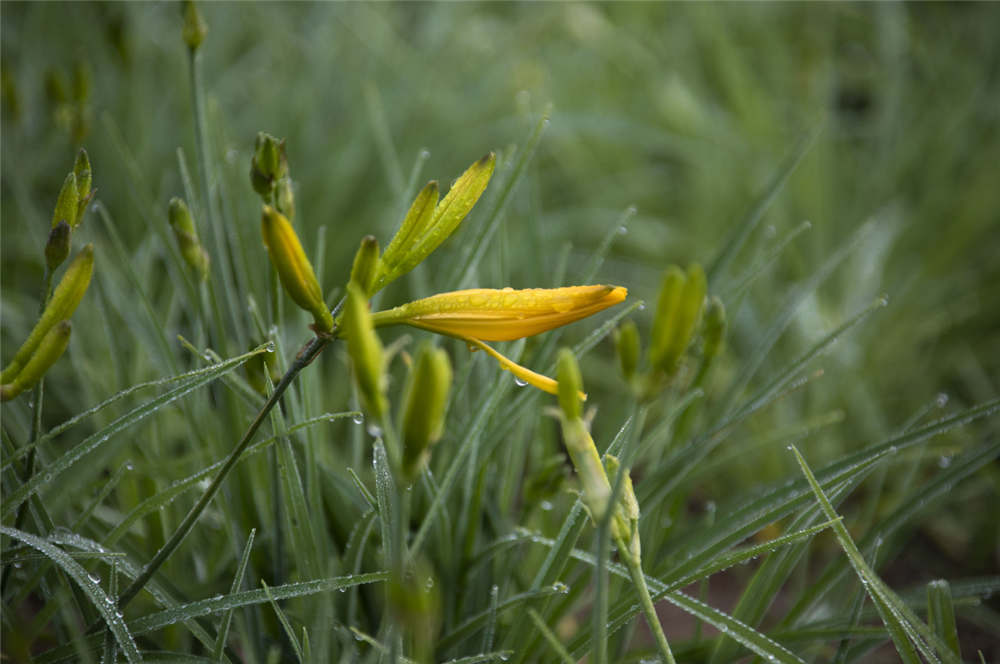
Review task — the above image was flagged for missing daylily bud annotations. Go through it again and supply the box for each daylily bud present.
[51,172,79,229]
[556,348,583,421]
[349,235,380,298]
[274,176,295,221]
[45,221,72,271]
[558,412,612,528]
[182,0,208,52]
[250,132,287,199]
[343,282,386,420]
[615,319,640,382]
[73,148,93,222]
[375,153,495,290]
[1,321,72,402]
[649,263,706,374]
[401,342,452,479]
[169,197,210,282]
[261,205,333,333]
[1,245,93,384]
[603,454,641,558]
[702,295,727,360]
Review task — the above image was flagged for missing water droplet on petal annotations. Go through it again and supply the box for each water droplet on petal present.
[514,377,529,387]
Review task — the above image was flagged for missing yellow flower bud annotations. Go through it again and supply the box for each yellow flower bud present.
[401,342,452,479]
[1,321,71,402]
[343,282,386,420]
[349,235,381,298]
[1,245,93,384]
[261,205,333,333]
[168,197,210,282]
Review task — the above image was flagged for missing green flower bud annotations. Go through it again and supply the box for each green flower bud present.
[702,295,726,360]
[73,148,93,221]
[343,281,386,420]
[603,454,641,557]
[649,263,706,374]
[169,197,210,282]
[250,132,288,199]
[615,319,640,382]
[401,342,452,480]
[556,348,583,421]
[558,414,612,528]
[182,0,208,52]
[2,245,93,384]
[261,205,332,333]
[374,153,495,290]
[52,172,79,229]
[349,235,380,297]
[1,321,72,402]
[45,221,72,271]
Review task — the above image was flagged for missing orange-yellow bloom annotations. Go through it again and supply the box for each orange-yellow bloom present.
[369,285,626,397]
[370,285,627,341]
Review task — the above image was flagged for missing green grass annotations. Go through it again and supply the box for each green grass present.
[3,3,999,662]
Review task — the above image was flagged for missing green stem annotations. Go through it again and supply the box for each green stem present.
[115,332,332,611]
[615,535,676,664]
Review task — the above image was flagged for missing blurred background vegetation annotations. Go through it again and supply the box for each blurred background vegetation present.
[3,2,998,661]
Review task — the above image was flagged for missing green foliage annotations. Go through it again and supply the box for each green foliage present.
[3,4,999,663]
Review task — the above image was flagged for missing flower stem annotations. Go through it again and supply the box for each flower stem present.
[115,332,332,610]
[615,535,676,664]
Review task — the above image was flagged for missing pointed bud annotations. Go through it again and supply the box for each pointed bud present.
[168,197,210,281]
[182,0,208,52]
[615,319,640,382]
[603,454,641,557]
[649,263,706,374]
[261,205,332,333]
[250,132,287,199]
[343,282,386,420]
[375,153,495,290]
[45,221,72,271]
[702,296,726,360]
[350,235,380,297]
[52,172,79,229]
[73,148,93,222]
[401,342,452,479]
[556,348,583,421]
[1,321,72,402]
[2,245,94,384]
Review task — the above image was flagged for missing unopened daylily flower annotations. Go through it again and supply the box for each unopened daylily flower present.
[369,285,626,396]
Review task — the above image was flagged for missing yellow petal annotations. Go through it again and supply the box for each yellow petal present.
[371,285,627,342]
[467,338,586,401]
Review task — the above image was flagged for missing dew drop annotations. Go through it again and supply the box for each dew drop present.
[514,377,529,387]
[338,587,346,593]
[88,572,101,584]
[877,294,890,307]
[617,225,628,235]
[213,594,224,601]
[263,341,276,353]
[425,577,435,590]
[125,462,135,471]
[551,581,569,594]
[366,423,383,438]
[937,456,952,469]
[935,392,949,407]
[351,414,364,425]
[498,653,510,661]
[637,302,646,311]
[888,445,898,454]
[13,561,23,569]
[540,500,554,511]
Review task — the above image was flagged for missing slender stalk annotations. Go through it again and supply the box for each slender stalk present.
[615,536,676,664]
[115,333,332,610]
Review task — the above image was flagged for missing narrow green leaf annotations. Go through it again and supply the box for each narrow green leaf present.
[437,587,563,651]
[2,346,267,519]
[527,609,576,664]
[261,580,304,663]
[213,529,256,662]
[1,526,141,663]
[926,580,961,658]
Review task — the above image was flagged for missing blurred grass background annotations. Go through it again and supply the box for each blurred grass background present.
[3,2,999,661]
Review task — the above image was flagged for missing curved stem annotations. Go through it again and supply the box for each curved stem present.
[615,535,676,664]
[115,333,332,610]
